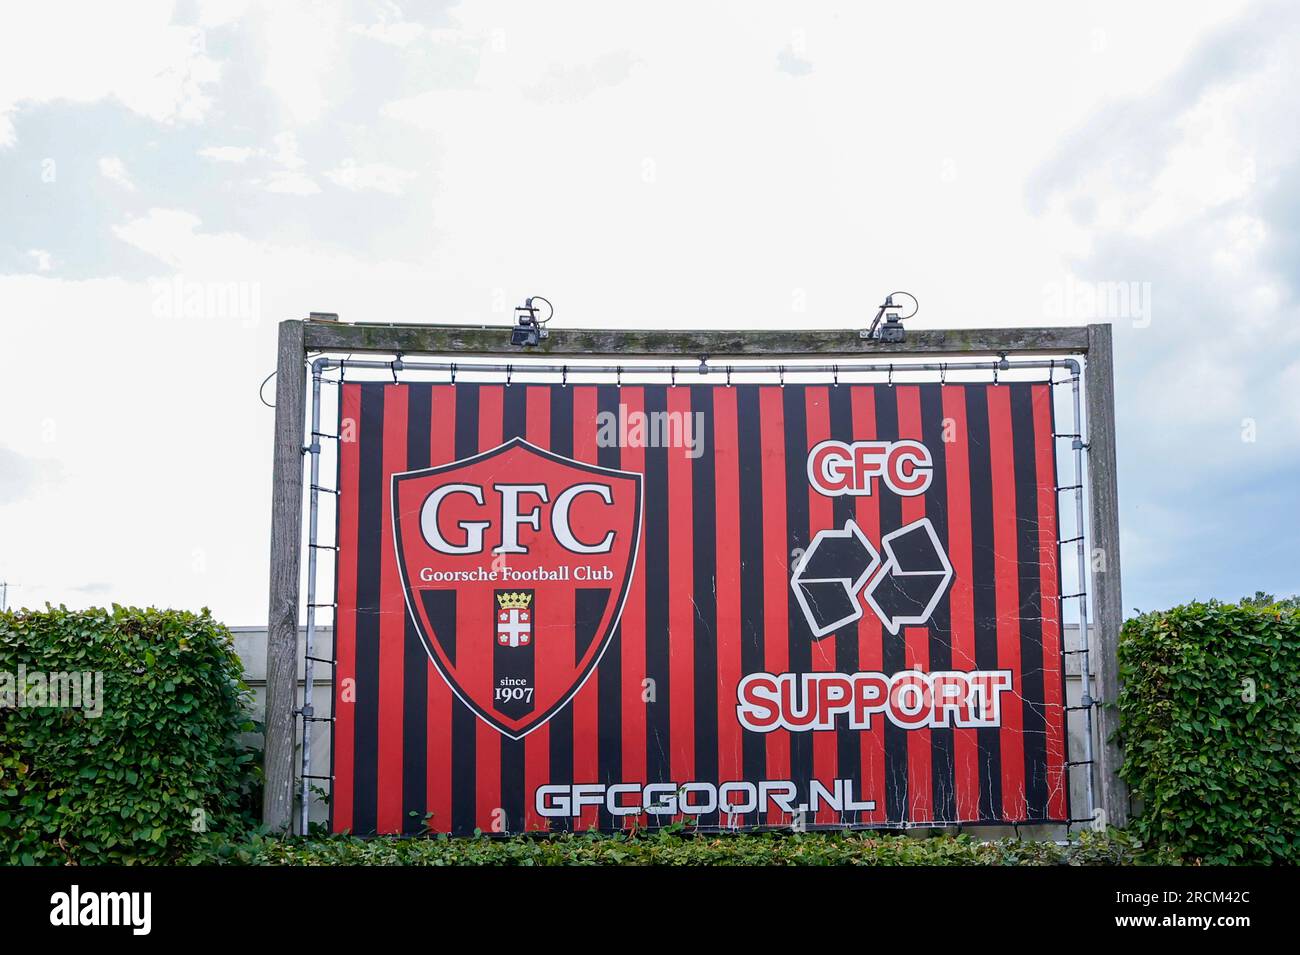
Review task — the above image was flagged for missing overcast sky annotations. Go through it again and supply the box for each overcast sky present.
[1,0,1296,623]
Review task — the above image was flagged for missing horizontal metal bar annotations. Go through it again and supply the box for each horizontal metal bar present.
[303,321,1091,359]
[302,774,333,781]
[318,357,1071,378]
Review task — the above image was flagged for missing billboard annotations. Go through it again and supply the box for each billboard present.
[331,381,1067,834]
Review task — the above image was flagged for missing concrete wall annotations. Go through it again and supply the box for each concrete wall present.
[233,623,1099,836]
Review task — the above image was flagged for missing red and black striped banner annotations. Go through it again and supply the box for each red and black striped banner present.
[331,381,1068,834]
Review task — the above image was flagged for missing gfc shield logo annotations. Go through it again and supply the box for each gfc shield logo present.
[392,437,643,739]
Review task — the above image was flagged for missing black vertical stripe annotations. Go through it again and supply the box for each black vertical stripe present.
[965,385,1004,822]
[548,385,575,831]
[500,385,527,832]
[450,384,479,835]
[920,384,957,823]
[690,386,719,826]
[576,589,611,660]
[594,385,622,830]
[872,384,908,822]
[736,385,767,828]
[782,387,814,815]
[642,386,672,800]
[827,384,861,822]
[421,591,458,660]
[1011,383,1049,819]
[401,385,432,833]
[352,382,385,835]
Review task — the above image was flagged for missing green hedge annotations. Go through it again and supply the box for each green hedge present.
[0,606,260,864]
[1118,599,1300,863]
[192,828,1143,866]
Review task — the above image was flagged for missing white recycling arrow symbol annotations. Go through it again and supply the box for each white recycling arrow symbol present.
[790,517,954,637]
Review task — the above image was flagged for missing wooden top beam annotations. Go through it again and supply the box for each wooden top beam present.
[302,321,1091,358]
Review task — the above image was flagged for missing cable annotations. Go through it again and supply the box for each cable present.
[259,370,277,408]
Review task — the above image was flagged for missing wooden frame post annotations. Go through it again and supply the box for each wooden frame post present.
[263,320,306,833]
[1085,322,1127,827]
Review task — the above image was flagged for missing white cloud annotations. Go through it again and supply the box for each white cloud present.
[98,155,136,190]
[198,145,256,163]
[0,445,61,505]
[261,1,344,124]
[324,159,415,195]
[252,132,321,194]
[0,1,219,147]
[262,170,321,195]
[350,3,427,49]
[3,0,1290,620]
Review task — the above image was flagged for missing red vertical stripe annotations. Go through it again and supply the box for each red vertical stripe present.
[666,387,695,792]
[376,384,408,832]
[895,386,933,823]
[474,385,504,831]
[1033,384,1068,820]
[619,388,648,818]
[425,385,456,832]
[523,386,553,831]
[712,387,744,796]
[570,386,601,830]
[941,386,980,820]
[804,388,838,824]
[333,384,360,832]
[850,386,886,823]
[758,386,791,824]
[986,386,1027,820]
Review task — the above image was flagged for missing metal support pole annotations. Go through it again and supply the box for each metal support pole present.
[1069,371,1097,824]
[263,320,306,833]
[1085,323,1127,827]
[308,357,1069,378]
[298,359,326,835]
